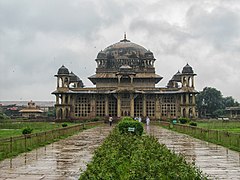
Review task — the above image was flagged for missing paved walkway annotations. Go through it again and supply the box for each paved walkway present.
[0,125,112,180]
[0,125,240,179]
[147,125,240,180]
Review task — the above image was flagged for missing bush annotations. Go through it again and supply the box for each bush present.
[22,127,33,135]
[118,117,143,136]
[91,117,100,122]
[189,122,197,126]
[178,117,190,124]
[62,123,68,127]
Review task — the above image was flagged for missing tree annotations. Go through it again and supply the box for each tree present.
[222,96,239,107]
[196,87,223,117]
[196,87,239,118]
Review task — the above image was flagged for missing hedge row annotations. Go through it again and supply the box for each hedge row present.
[79,121,207,179]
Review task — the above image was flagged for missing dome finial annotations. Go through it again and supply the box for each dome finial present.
[120,32,130,42]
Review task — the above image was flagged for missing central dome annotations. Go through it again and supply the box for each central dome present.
[95,34,156,72]
[97,34,148,60]
[103,39,147,59]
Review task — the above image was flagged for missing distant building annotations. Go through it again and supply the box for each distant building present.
[19,100,43,118]
[52,35,197,120]
[225,107,240,119]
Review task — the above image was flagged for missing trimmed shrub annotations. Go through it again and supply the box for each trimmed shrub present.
[80,128,206,179]
[178,117,190,124]
[189,122,197,126]
[122,116,134,121]
[118,117,143,136]
[62,123,68,127]
[22,127,33,135]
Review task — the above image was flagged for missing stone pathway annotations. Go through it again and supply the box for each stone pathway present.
[0,125,240,179]
[146,125,240,180]
[0,125,112,180]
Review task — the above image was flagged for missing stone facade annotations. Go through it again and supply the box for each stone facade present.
[52,35,197,120]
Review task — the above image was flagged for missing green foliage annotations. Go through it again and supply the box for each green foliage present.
[0,112,10,120]
[189,122,197,126]
[0,122,76,138]
[80,129,206,179]
[62,123,68,127]
[118,117,143,136]
[22,127,33,134]
[197,121,240,133]
[0,122,99,161]
[212,109,225,117]
[178,117,190,124]
[196,87,239,118]
[121,116,134,121]
[223,96,239,107]
[91,117,100,122]
[47,107,56,117]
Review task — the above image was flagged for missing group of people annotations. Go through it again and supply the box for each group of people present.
[135,116,150,126]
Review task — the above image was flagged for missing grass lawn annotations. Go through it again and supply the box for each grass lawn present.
[0,122,77,138]
[197,121,240,133]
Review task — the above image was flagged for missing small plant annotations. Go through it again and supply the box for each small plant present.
[189,122,197,126]
[22,127,33,135]
[178,117,190,124]
[62,123,68,127]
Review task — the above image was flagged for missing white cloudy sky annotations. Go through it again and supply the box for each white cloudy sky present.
[1,0,240,101]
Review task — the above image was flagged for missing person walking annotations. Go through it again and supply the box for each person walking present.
[109,116,113,126]
[138,116,142,123]
[146,116,150,126]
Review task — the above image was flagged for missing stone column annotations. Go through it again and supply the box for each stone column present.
[56,95,59,105]
[57,77,59,88]
[68,95,71,105]
[105,96,109,116]
[117,94,121,117]
[155,96,160,119]
[186,94,189,105]
[180,94,183,104]
[192,107,196,118]
[62,94,65,104]
[90,95,96,118]
[186,107,189,118]
[130,94,134,117]
[192,94,196,104]
[192,77,194,88]
[143,95,146,117]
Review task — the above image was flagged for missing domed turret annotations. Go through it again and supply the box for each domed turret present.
[70,72,78,82]
[182,63,194,74]
[172,71,181,81]
[57,65,69,75]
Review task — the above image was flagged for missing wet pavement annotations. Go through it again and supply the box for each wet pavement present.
[146,125,240,180]
[0,125,112,180]
[0,125,240,180]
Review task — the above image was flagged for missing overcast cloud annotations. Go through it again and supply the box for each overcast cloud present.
[1,0,240,101]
